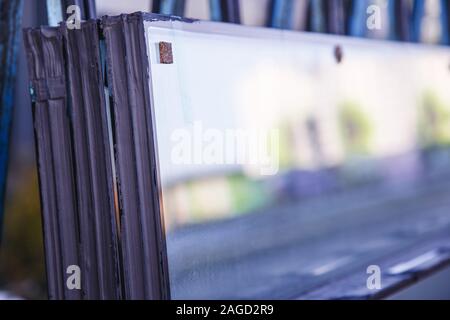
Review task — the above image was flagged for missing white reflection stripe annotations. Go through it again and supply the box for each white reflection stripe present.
[388,250,439,275]
[311,257,352,276]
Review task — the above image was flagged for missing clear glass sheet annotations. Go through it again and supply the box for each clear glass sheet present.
[145,21,450,299]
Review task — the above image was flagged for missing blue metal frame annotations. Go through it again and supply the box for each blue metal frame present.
[349,0,403,40]
[328,0,346,35]
[210,0,240,24]
[412,0,427,42]
[349,0,370,37]
[393,0,413,41]
[347,0,449,43]
[267,0,294,29]
[157,0,186,17]
[309,0,327,33]
[0,0,23,239]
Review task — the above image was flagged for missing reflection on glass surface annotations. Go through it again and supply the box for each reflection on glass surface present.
[145,22,450,299]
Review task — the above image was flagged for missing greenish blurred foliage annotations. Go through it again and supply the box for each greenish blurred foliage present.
[277,120,296,169]
[228,174,270,215]
[418,91,450,148]
[0,165,46,299]
[339,101,373,156]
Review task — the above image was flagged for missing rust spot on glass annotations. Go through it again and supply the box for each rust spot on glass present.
[159,41,174,64]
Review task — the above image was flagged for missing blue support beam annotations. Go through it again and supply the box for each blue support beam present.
[307,0,348,35]
[210,0,240,24]
[394,0,414,41]
[154,0,186,17]
[328,0,347,35]
[412,0,427,42]
[349,0,407,40]
[267,0,294,29]
[309,0,327,33]
[0,0,23,239]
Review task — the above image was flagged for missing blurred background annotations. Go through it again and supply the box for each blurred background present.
[1,0,450,299]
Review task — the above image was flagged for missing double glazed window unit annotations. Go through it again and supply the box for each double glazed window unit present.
[25,13,450,300]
